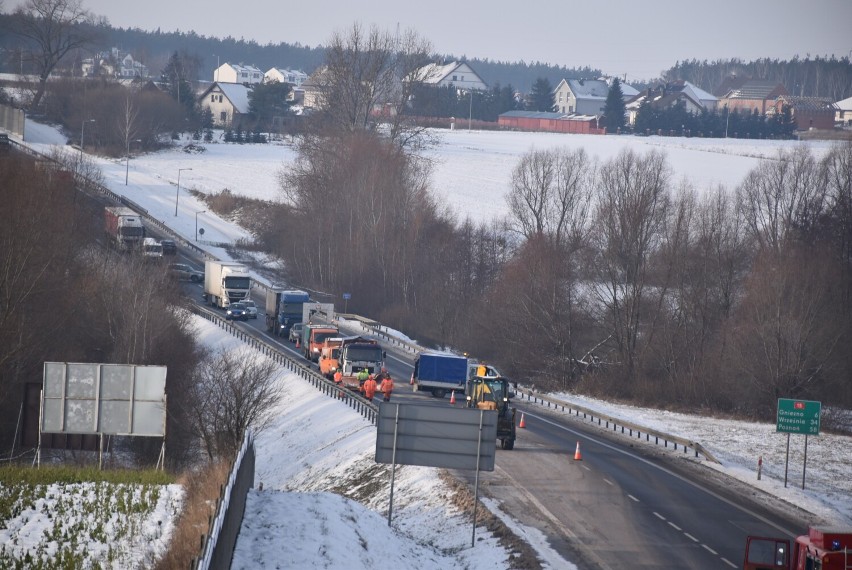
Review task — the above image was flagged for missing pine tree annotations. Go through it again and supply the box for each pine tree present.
[602,78,626,133]
[528,77,555,112]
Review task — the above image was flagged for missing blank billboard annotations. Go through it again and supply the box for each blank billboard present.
[41,363,167,437]
[375,403,497,471]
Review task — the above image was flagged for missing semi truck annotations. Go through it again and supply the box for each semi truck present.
[203,261,251,308]
[336,337,385,390]
[104,206,145,251]
[465,375,516,450]
[411,352,469,398]
[744,526,852,570]
[265,289,311,337]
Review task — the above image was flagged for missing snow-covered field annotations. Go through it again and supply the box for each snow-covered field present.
[4,120,849,568]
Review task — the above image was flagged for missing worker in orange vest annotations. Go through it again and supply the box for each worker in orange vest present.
[333,369,343,385]
[378,368,394,402]
[361,374,377,402]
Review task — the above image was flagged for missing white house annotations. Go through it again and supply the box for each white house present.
[624,80,718,126]
[264,68,308,88]
[836,96,852,126]
[214,63,263,85]
[414,61,487,91]
[553,79,609,116]
[198,82,252,126]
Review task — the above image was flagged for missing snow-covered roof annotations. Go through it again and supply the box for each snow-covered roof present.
[413,61,487,90]
[200,82,252,114]
[567,79,610,100]
[227,63,262,75]
[835,96,852,111]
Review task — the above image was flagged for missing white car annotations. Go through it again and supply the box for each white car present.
[241,299,258,319]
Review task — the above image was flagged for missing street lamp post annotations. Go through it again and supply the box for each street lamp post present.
[195,210,206,241]
[468,89,473,132]
[175,168,192,216]
[725,106,730,138]
[80,119,95,158]
[125,139,141,185]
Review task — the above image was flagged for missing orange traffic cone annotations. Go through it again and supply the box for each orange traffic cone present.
[519,413,526,428]
[573,441,582,461]
[450,390,456,405]
[295,338,300,349]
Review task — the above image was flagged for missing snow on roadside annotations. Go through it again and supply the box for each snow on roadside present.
[199,317,513,569]
[549,392,852,526]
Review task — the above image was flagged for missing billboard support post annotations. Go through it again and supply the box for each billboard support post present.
[471,409,484,548]
[387,404,400,527]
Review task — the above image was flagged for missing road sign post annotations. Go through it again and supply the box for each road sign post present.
[342,292,350,314]
[776,398,821,489]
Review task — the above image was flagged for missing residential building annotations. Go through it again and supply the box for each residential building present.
[625,80,718,126]
[715,77,788,115]
[414,61,487,91]
[552,78,638,117]
[81,49,149,78]
[768,96,837,131]
[264,68,308,88]
[835,96,852,126]
[198,82,252,127]
[214,63,263,85]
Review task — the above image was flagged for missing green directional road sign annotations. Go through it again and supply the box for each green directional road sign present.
[776,398,821,435]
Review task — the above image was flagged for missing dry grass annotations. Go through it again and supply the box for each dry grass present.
[438,471,543,569]
[153,461,231,570]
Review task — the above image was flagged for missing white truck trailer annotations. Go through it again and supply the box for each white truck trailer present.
[203,261,251,308]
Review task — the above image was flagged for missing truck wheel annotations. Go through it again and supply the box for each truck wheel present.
[432,389,446,398]
[502,438,515,450]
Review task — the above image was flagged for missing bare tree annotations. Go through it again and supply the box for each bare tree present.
[190,349,281,460]
[507,147,595,250]
[737,146,826,255]
[317,23,433,147]
[591,149,671,388]
[500,147,596,387]
[12,0,98,109]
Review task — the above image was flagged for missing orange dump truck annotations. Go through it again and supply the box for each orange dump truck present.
[318,337,345,379]
[301,323,339,362]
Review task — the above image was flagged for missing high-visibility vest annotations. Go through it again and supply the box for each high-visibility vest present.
[381,377,394,394]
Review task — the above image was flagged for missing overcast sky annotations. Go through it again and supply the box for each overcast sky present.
[77,0,851,80]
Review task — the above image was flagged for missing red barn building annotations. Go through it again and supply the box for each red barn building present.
[498,111,605,134]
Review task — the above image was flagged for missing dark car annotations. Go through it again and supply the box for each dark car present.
[160,239,177,255]
[225,302,249,321]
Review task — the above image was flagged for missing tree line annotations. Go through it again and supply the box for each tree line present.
[262,45,852,419]
[664,56,852,101]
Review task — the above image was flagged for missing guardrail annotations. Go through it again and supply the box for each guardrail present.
[515,389,720,464]
[194,430,255,570]
[192,305,378,425]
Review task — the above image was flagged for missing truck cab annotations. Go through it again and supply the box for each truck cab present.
[302,324,339,362]
[318,337,345,379]
[142,237,163,259]
[744,527,852,570]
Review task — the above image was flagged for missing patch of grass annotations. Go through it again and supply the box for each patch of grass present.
[0,465,175,486]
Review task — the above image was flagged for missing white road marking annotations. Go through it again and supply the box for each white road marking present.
[668,522,682,531]
[684,533,699,542]
[653,512,666,520]
[702,544,718,555]
[627,494,639,502]
[720,557,737,568]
